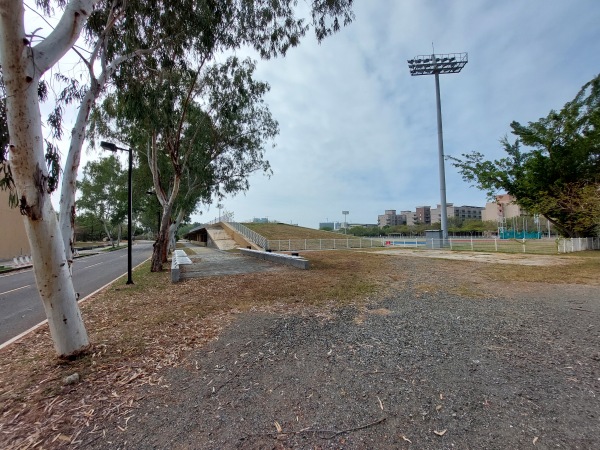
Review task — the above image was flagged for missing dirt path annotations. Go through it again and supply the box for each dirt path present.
[86,256,600,450]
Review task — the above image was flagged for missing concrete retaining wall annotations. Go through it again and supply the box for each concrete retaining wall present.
[239,248,309,269]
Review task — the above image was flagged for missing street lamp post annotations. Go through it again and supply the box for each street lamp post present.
[100,141,134,285]
[407,52,468,243]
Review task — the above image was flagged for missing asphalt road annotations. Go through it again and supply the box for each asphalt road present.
[0,241,154,345]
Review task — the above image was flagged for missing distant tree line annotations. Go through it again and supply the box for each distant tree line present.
[344,219,499,237]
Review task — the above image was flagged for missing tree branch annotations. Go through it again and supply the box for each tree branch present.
[34,0,100,73]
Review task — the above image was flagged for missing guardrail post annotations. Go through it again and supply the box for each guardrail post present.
[494,238,498,251]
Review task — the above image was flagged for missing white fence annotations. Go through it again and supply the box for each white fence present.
[268,238,387,251]
[556,237,600,253]
[265,237,599,254]
[443,237,599,254]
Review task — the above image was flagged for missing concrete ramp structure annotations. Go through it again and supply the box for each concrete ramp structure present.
[206,225,238,250]
[186,222,260,251]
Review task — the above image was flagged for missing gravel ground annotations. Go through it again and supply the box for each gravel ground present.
[87,255,600,450]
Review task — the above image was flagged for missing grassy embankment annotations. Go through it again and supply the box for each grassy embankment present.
[243,222,347,240]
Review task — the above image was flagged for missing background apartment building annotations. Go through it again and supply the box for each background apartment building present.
[482,194,523,222]
[431,203,484,223]
[377,210,407,228]
[415,206,431,225]
[401,210,415,226]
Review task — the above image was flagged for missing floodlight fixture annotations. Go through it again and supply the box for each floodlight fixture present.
[407,52,467,76]
[342,210,349,234]
[407,51,468,243]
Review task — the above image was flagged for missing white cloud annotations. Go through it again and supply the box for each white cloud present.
[29,1,599,228]
[211,0,600,227]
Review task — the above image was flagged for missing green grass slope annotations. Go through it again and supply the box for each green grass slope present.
[242,223,348,240]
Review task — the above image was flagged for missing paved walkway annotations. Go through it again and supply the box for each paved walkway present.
[177,242,282,279]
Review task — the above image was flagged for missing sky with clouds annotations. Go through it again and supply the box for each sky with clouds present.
[29,1,600,229]
[203,0,600,228]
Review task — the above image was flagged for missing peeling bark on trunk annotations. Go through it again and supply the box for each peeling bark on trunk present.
[151,209,172,271]
[148,134,181,272]
[169,209,185,253]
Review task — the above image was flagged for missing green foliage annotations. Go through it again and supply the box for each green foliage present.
[446,218,497,235]
[178,222,201,237]
[92,55,279,225]
[74,212,105,242]
[347,226,381,237]
[451,74,600,237]
[77,155,128,238]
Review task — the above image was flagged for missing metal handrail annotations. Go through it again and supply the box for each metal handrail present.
[223,218,268,250]
[201,212,234,227]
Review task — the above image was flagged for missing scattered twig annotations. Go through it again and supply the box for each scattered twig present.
[569,307,596,313]
[211,354,263,395]
[246,417,387,440]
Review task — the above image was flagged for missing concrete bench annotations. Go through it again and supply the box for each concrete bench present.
[239,248,310,270]
[171,250,193,282]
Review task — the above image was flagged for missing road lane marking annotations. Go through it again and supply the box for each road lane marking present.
[0,285,31,296]
[0,256,151,350]
[0,268,33,278]
[79,262,103,270]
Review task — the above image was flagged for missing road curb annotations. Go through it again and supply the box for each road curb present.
[0,257,151,351]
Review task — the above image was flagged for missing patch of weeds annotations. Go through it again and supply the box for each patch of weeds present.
[449,284,488,299]
[481,252,600,285]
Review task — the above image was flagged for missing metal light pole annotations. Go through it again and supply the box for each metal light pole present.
[101,141,134,285]
[342,210,349,234]
[407,52,468,243]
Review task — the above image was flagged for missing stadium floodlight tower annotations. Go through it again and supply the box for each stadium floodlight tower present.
[407,51,468,243]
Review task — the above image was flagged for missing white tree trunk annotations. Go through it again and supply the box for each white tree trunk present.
[57,49,145,263]
[102,220,113,245]
[169,209,185,252]
[0,0,95,356]
[59,83,100,266]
